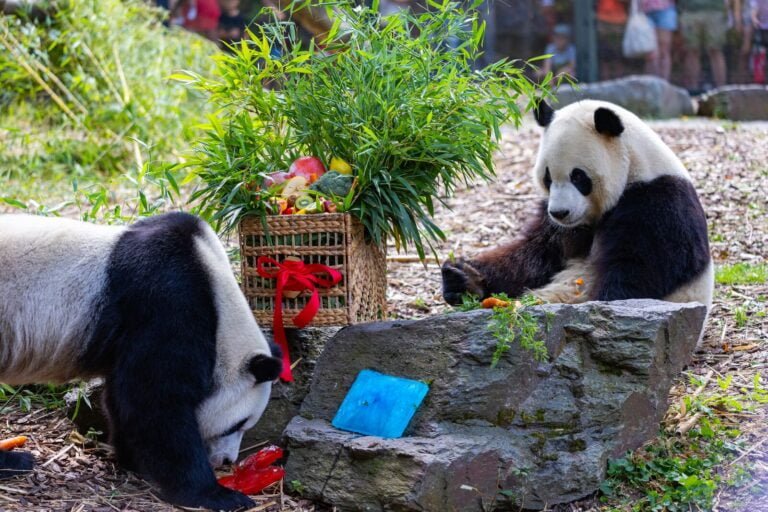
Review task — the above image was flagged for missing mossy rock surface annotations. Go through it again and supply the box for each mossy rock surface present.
[285,300,707,510]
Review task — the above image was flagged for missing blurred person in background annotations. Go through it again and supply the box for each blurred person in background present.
[169,0,221,40]
[641,0,677,80]
[750,0,768,82]
[678,0,729,91]
[218,0,246,45]
[537,23,576,78]
[596,0,628,80]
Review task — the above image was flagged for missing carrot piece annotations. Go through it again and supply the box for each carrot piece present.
[574,278,584,286]
[482,297,511,309]
[0,436,28,451]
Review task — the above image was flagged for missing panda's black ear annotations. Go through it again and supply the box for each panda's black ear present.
[594,107,624,136]
[248,353,282,384]
[533,99,554,127]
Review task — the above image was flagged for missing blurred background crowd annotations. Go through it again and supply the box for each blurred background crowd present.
[160,0,767,93]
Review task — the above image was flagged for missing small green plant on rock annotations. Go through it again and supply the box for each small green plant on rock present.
[488,294,548,366]
[454,293,548,365]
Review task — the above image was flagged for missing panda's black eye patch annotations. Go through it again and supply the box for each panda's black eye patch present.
[570,168,592,196]
[543,167,552,190]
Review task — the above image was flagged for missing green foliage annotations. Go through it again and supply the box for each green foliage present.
[715,263,768,285]
[450,293,547,364]
[455,293,482,312]
[733,306,748,328]
[180,0,560,256]
[600,372,767,511]
[487,294,548,366]
[0,0,215,218]
[0,383,70,413]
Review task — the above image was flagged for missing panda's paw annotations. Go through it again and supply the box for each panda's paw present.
[441,258,485,305]
[170,485,255,511]
[0,450,35,479]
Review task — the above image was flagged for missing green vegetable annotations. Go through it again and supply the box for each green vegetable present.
[309,171,353,198]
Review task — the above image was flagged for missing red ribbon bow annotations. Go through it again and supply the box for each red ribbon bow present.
[256,256,342,382]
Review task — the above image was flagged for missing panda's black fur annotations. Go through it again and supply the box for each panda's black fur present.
[0,213,281,511]
[442,100,714,316]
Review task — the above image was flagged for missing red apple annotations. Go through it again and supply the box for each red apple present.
[289,156,326,180]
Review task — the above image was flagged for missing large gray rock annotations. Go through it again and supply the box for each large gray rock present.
[284,300,707,510]
[697,85,768,120]
[555,75,694,118]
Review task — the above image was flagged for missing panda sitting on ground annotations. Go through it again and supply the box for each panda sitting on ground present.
[0,212,282,511]
[442,100,714,323]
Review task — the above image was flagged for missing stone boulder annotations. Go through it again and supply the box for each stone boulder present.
[284,300,707,510]
[554,75,694,118]
[697,85,768,120]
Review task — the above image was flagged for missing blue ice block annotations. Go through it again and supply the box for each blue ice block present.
[331,369,429,438]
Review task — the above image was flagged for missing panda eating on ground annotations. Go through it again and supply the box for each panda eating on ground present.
[442,99,714,324]
[0,212,282,511]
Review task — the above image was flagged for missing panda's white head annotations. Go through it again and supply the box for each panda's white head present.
[190,226,283,468]
[197,348,281,467]
[532,100,630,228]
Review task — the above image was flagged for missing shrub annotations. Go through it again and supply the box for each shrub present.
[180,0,561,257]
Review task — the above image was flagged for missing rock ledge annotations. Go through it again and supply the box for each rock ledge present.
[284,300,707,510]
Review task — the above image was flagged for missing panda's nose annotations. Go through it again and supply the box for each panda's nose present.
[222,455,233,466]
[549,209,570,220]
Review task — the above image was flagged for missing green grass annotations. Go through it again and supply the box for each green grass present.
[0,383,71,413]
[0,0,216,221]
[715,263,768,286]
[600,373,768,511]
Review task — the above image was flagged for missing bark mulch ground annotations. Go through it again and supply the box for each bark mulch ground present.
[1,118,766,511]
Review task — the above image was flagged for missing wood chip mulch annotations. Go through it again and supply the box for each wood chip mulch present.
[1,117,766,511]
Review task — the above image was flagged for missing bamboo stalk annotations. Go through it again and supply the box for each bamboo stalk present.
[0,23,89,116]
[0,32,81,125]
[79,41,124,107]
[112,44,130,104]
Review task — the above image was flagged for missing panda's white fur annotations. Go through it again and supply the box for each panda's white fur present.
[442,100,714,341]
[0,213,281,510]
[0,215,121,383]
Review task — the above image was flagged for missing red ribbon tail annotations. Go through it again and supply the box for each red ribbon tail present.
[292,288,320,329]
[273,274,294,382]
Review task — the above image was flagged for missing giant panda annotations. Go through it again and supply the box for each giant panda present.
[442,100,714,325]
[0,212,282,511]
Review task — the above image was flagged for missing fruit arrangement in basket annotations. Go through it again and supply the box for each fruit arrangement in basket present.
[181,2,557,259]
[263,156,354,215]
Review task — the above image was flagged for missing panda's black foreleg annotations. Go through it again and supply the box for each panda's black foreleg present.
[0,450,34,479]
[441,202,593,304]
[104,376,254,511]
[105,392,254,511]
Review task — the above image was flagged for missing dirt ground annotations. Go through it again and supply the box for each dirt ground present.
[1,118,766,511]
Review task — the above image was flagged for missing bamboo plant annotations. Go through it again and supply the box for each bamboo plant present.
[179,0,562,258]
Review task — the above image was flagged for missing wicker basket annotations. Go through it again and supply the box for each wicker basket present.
[239,213,387,327]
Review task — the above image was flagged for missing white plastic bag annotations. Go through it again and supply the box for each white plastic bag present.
[622,0,657,58]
